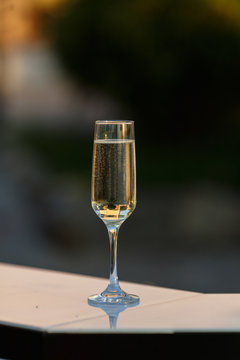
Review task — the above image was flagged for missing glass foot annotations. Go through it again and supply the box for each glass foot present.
[88,289,139,305]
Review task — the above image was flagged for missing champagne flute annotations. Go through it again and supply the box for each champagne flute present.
[88,120,139,305]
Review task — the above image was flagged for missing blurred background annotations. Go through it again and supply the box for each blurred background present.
[1,0,240,292]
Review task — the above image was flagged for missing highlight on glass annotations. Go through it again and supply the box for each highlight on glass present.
[88,120,139,305]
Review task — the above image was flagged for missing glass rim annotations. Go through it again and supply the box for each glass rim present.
[95,120,134,125]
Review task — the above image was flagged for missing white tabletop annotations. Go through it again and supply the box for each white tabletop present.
[1,262,240,334]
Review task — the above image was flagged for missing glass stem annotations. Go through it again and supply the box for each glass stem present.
[107,224,121,291]
[109,314,118,329]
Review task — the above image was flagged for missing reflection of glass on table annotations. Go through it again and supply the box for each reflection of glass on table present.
[88,301,139,329]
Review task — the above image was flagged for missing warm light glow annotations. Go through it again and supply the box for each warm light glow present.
[206,0,240,29]
[35,0,65,9]
[0,0,66,49]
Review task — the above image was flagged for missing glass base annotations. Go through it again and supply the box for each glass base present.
[88,289,139,306]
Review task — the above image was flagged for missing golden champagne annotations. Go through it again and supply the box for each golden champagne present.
[92,139,136,223]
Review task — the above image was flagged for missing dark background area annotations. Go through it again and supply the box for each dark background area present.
[1,0,240,292]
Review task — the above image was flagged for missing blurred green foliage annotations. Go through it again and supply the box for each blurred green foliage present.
[15,129,92,186]
[16,128,240,188]
[48,0,240,144]
[22,0,240,188]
